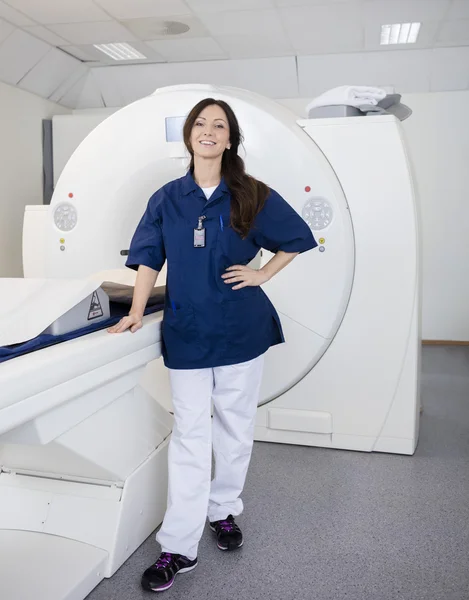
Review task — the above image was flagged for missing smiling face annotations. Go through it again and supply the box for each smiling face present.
[189,104,231,160]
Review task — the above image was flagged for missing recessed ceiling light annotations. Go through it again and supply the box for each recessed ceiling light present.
[380,23,421,45]
[93,42,147,61]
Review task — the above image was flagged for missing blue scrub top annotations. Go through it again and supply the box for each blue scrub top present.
[126,171,317,369]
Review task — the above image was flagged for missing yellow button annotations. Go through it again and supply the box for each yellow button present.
[60,238,65,243]
[319,237,325,244]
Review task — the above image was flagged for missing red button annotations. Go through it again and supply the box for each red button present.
[305,186,311,193]
[68,193,73,198]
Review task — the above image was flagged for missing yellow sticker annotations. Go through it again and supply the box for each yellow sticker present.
[60,238,65,244]
[319,237,325,244]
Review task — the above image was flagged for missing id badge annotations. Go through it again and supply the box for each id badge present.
[194,227,206,248]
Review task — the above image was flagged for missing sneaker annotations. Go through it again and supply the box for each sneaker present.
[209,514,243,551]
[141,552,198,593]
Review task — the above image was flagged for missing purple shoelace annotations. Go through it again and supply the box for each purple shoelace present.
[218,519,234,532]
[154,553,174,569]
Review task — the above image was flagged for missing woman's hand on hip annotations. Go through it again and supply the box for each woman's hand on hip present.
[107,313,143,334]
[222,265,269,290]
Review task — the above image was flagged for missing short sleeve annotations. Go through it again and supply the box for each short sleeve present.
[125,190,166,272]
[253,189,318,254]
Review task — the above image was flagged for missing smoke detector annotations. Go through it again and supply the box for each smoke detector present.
[123,16,205,40]
[156,21,191,36]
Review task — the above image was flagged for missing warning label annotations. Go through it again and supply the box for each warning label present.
[88,291,104,320]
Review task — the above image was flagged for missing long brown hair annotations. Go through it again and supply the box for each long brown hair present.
[183,98,269,238]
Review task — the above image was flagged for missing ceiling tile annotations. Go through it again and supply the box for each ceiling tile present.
[0,28,50,85]
[123,15,208,40]
[147,37,226,61]
[430,47,469,91]
[0,17,14,43]
[90,65,136,106]
[447,0,469,20]
[373,49,432,92]
[94,0,191,20]
[59,45,99,62]
[91,55,298,102]
[198,8,285,37]
[281,4,364,54]
[364,0,450,26]
[437,20,469,45]
[298,53,380,97]
[59,72,90,108]
[18,47,82,97]
[47,21,138,45]
[0,0,35,26]
[185,0,273,12]
[49,62,88,102]
[23,25,68,46]
[298,50,432,97]
[2,0,110,24]
[216,33,294,59]
[365,20,440,50]
[74,73,106,108]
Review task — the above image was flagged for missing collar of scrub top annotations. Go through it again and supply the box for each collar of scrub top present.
[181,170,230,206]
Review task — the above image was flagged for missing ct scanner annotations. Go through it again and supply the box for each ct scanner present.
[0,84,421,600]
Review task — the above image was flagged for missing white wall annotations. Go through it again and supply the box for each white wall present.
[65,46,469,110]
[53,91,469,342]
[0,81,70,277]
[266,93,469,342]
[400,91,469,342]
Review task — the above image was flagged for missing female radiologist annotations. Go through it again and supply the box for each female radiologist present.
[108,98,317,593]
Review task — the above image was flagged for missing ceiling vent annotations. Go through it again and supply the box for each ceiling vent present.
[123,16,205,40]
[155,21,191,36]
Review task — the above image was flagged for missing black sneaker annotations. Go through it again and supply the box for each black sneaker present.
[141,552,197,593]
[209,514,243,551]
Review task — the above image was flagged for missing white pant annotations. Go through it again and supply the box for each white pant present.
[156,354,265,560]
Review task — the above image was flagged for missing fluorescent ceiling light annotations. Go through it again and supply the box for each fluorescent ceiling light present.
[93,42,147,60]
[380,23,421,45]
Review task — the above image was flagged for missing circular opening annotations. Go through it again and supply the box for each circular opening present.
[159,21,190,36]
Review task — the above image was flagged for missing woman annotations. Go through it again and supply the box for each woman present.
[108,98,317,593]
